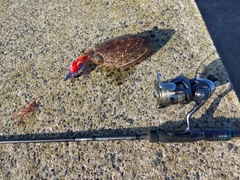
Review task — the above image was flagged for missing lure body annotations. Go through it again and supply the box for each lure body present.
[64,34,152,81]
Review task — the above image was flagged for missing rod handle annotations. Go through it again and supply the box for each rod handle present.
[148,128,233,143]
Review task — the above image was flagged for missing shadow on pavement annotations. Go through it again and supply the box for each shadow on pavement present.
[196,0,240,102]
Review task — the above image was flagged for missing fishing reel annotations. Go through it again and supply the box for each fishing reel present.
[154,72,220,132]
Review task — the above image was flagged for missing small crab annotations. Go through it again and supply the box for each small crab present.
[64,34,152,81]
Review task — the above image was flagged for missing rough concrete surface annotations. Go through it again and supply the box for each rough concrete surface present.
[0,0,240,179]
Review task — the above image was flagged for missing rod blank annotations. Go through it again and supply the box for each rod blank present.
[0,134,148,144]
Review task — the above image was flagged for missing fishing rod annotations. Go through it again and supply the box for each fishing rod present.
[1,127,240,144]
[1,72,239,144]
[1,128,240,144]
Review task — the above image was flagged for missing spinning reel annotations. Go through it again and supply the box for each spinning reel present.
[154,72,220,132]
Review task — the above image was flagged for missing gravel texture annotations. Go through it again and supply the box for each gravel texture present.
[0,0,240,179]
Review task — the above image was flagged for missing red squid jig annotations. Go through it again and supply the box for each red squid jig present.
[64,34,152,81]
